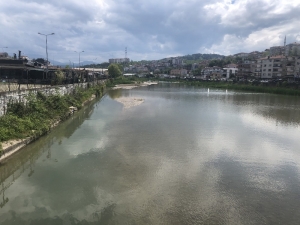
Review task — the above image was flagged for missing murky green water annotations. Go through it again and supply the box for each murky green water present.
[1,83,300,225]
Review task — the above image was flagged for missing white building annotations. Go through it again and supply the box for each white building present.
[223,64,238,79]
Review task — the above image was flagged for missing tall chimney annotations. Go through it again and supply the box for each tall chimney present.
[18,50,21,59]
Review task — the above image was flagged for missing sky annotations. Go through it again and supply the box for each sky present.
[1,0,300,64]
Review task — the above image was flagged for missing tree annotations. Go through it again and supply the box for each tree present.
[108,64,122,78]
[52,70,65,85]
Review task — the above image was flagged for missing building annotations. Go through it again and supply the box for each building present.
[285,42,300,56]
[0,52,9,58]
[236,60,256,80]
[257,55,285,79]
[234,52,249,58]
[109,58,130,64]
[269,46,285,56]
[248,51,264,59]
[170,69,187,77]
[171,58,183,66]
[201,66,223,80]
[294,57,300,79]
[223,64,238,79]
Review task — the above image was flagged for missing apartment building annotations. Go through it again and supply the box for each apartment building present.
[201,66,223,80]
[294,57,300,78]
[109,58,130,64]
[170,68,187,77]
[285,42,300,56]
[257,55,285,79]
[236,60,256,80]
[171,58,183,66]
[223,64,238,79]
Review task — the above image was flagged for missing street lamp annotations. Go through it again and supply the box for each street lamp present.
[38,32,55,78]
[75,51,84,70]
[93,58,97,81]
[75,51,84,82]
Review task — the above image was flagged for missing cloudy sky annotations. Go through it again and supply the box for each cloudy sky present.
[1,0,300,64]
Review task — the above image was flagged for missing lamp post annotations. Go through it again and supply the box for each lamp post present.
[38,32,55,79]
[75,51,84,82]
[93,58,97,81]
[75,51,84,70]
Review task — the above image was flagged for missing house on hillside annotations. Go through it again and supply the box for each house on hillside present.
[223,64,238,79]
[170,69,187,77]
[201,66,223,80]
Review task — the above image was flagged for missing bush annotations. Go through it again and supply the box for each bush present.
[0,83,106,143]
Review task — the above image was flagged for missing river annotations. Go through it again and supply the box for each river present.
[0,83,300,225]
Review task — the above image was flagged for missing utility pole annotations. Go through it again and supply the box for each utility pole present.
[124,47,127,75]
[38,32,55,79]
[75,51,84,82]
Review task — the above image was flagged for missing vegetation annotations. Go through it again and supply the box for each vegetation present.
[105,76,140,87]
[52,69,65,85]
[108,64,122,78]
[177,80,300,96]
[0,84,105,151]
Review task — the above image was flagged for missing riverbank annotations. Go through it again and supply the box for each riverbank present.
[158,79,300,96]
[0,83,106,162]
[112,81,158,90]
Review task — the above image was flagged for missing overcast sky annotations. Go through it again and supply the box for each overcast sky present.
[1,0,300,64]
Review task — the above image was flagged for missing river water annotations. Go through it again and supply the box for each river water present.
[0,83,300,225]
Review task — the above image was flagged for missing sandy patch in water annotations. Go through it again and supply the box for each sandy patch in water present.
[114,97,144,109]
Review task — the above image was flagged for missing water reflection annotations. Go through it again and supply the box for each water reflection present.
[0,84,300,224]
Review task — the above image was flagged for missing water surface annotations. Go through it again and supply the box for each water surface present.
[0,83,300,225]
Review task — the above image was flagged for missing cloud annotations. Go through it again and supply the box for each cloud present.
[0,0,300,63]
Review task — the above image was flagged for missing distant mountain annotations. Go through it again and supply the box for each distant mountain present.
[51,60,95,67]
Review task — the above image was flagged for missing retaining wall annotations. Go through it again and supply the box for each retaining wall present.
[0,82,102,116]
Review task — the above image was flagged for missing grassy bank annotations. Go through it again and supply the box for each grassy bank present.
[105,76,150,87]
[0,83,105,152]
[179,81,300,96]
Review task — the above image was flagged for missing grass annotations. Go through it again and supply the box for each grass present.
[180,81,300,96]
[0,83,106,151]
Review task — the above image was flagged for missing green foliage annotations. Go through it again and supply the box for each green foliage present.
[52,70,65,85]
[0,84,106,143]
[108,64,122,78]
[106,76,136,87]
[179,80,300,96]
